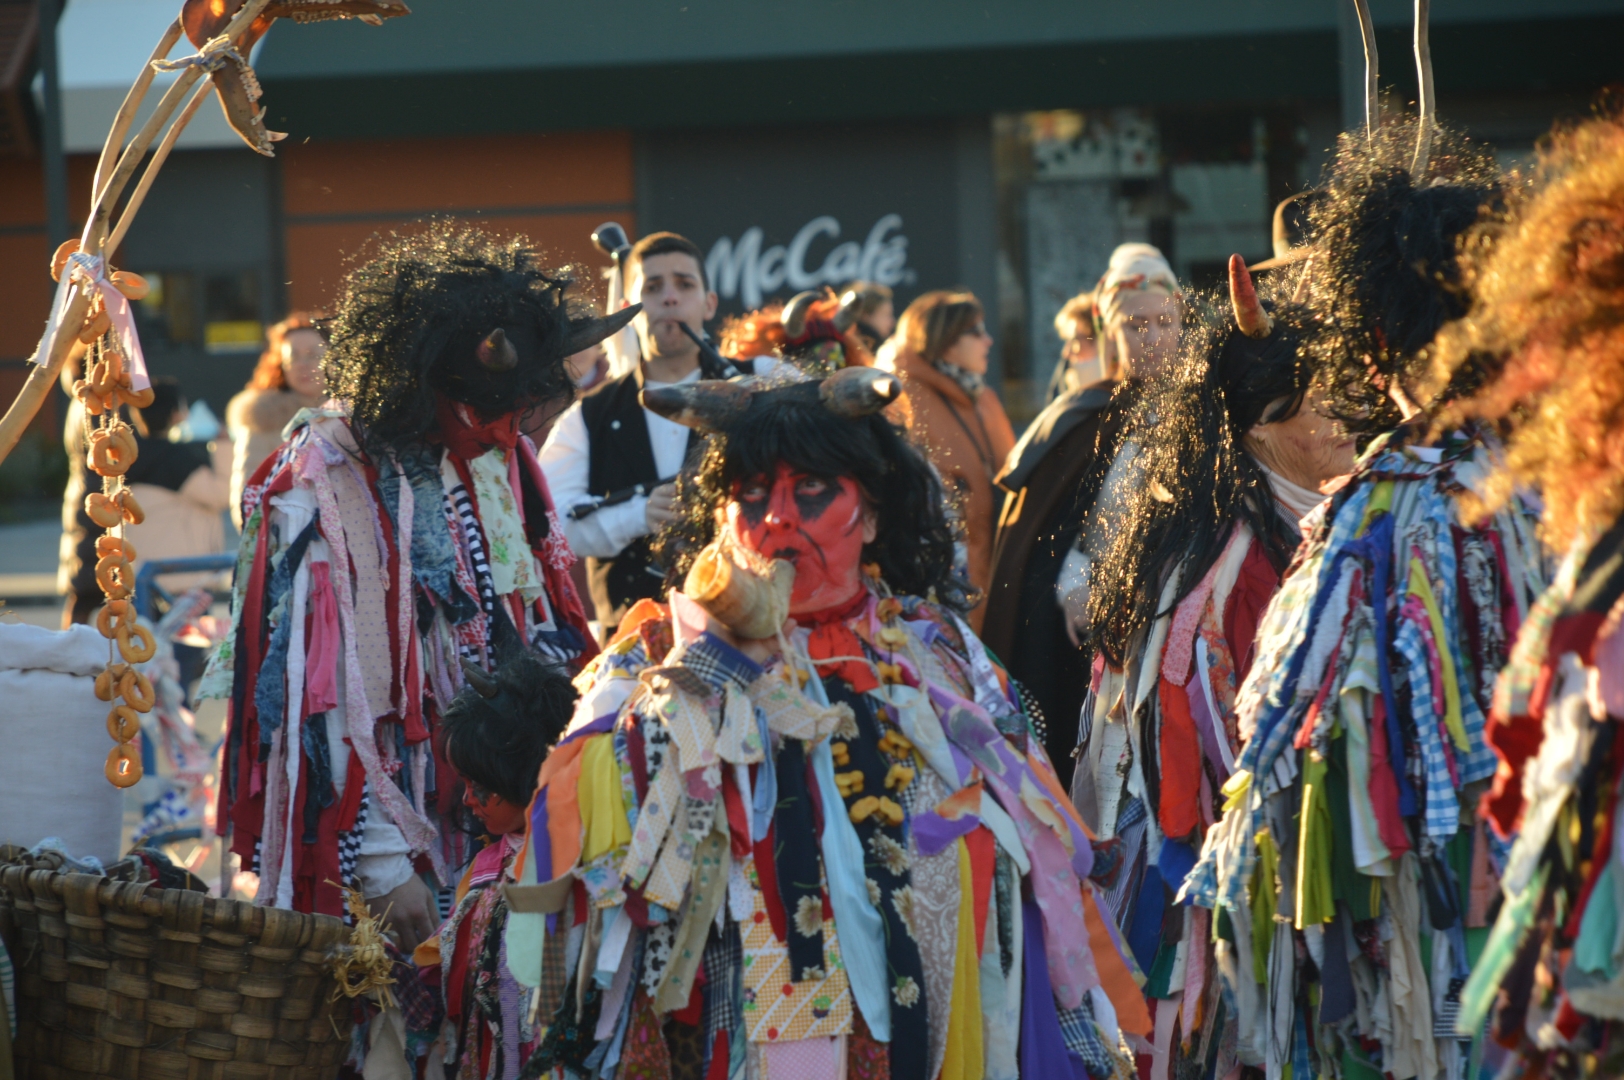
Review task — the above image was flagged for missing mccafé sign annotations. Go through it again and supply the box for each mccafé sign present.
[706,214,912,309]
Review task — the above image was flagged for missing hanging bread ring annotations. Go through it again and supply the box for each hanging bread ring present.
[88,358,115,397]
[105,744,142,788]
[110,271,149,301]
[116,489,145,525]
[116,623,155,665]
[95,553,133,599]
[94,665,119,702]
[74,379,109,416]
[119,668,155,712]
[89,430,136,477]
[96,535,136,560]
[86,492,123,528]
[51,239,80,282]
[78,306,112,345]
[120,384,155,409]
[107,705,141,743]
[96,599,135,639]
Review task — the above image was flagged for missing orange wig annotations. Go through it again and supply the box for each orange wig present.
[1433,114,1624,550]
[719,293,875,368]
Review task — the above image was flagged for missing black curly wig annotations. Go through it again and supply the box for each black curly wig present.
[1307,120,1501,435]
[322,221,583,458]
[1084,283,1316,666]
[652,394,973,613]
[440,651,577,809]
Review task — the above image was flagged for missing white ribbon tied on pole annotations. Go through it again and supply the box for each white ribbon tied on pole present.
[36,252,150,392]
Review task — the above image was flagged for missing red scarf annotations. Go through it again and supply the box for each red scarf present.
[434,396,519,460]
[802,589,879,693]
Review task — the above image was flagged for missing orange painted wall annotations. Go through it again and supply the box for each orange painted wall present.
[281,131,635,313]
[0,154,99,433]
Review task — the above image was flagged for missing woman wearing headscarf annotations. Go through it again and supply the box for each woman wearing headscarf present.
[884,290,1015,631]
[984,243,1180,780]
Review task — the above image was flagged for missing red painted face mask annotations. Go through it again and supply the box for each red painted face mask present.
[726,463,873,616]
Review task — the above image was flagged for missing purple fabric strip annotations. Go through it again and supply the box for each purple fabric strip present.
[912,809,981,856]
[557,711,617,747]
[1020,896,1090,1080]
[1186,666,1231,781]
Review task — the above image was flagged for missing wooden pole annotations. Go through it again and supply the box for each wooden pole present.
[0,0,272,467]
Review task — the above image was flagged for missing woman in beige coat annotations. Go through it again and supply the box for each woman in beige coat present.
[224,314,326,526]
[883,290,1016,631]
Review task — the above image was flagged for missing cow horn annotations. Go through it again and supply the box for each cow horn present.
[460,658,500,699]
[1228,255,1273,339]
[565,303,643,356]
[476,328,519,372]
[781,291,818,339]
[834,290,864,332]
[1411,0,1435,176]
[639,380,755,432]
[820,365,901,418]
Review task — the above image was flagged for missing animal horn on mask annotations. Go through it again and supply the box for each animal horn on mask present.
[834,290,863,332]
[476,328,519,372]
[820,365,900,418]
[460,658,499,699]
[640,380,755,432]
[781,291,819,339]
[566,303,643,356]
[1228,254,1273,339]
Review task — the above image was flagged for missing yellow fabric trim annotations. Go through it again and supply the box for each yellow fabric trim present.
[1406,556,1469,752]
[941,838,986,1080]
[579,733,631,861]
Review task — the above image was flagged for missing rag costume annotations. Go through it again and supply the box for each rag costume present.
[204,225,627,918]
[1072,261,1321,1079]
[509,360,1145,1079]
[1177,119,1547,1078]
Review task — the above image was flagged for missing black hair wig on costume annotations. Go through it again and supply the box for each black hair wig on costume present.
[439,651,577,809]
[1307,121,1501,435]
[322,222,581,458]
[1084,285,1315,667]
[653,398,973,613]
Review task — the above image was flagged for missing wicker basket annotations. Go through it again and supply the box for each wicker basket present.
[0,864,356,1080]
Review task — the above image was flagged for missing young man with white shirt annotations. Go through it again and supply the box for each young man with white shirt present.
[540,232,756,631]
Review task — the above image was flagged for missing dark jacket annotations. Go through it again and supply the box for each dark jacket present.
[980,380,1133,786]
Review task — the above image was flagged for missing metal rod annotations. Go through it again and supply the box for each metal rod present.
[1411,0,1436,176]
[1353,0,1379,140]
[38,0,69,247]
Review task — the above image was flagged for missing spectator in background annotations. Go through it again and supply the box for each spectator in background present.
[883,289,1015,631]
[124,377,230,594]
[1044,289,1099,401]
[224,313,326,527]
[841,280,895,353]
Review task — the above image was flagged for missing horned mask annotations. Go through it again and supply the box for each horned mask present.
[639,364,900,434]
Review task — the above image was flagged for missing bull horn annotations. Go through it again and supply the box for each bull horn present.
[834,290,863,332]
[820,365,900,418]
[476,328,519,371]
[565,303,642,356]
[1352,0,1379,141]
[781,291,818,339]
[639,380,754,432]
[1228,254,1273,339]
[460,658,500,699]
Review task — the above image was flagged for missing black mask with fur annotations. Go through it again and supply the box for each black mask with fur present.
[322,222,583,459]
[1306,121,1501,435]
[440,651,577,811]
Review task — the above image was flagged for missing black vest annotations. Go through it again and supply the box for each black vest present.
[576,357,754,628]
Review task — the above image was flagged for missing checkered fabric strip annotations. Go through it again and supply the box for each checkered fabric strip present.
[1395,612,1461,840]
[702,920,744,1068]
[1057,996,1117,1078]
[338,782,368,920]
[678,635,763,693]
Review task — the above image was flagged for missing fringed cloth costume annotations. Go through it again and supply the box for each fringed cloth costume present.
[507,360,1146,1080]
[1073,266,1324,1078]
[1178,426,1546,1078]
[201,226,624,918]
[515,596,1146,1080]
[202,404,595,916]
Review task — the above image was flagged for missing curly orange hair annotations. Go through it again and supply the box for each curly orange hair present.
[718,294,875,367]
[1432,114,1624,550]
[246,312,323,391]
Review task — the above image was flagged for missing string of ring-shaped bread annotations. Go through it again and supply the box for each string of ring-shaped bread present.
[105,743,142,788]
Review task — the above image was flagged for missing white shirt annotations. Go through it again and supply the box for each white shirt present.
[539,368,701,559]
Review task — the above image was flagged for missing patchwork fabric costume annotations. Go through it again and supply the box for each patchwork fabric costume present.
[509,361,1145,1079]
[205,226,622,917]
